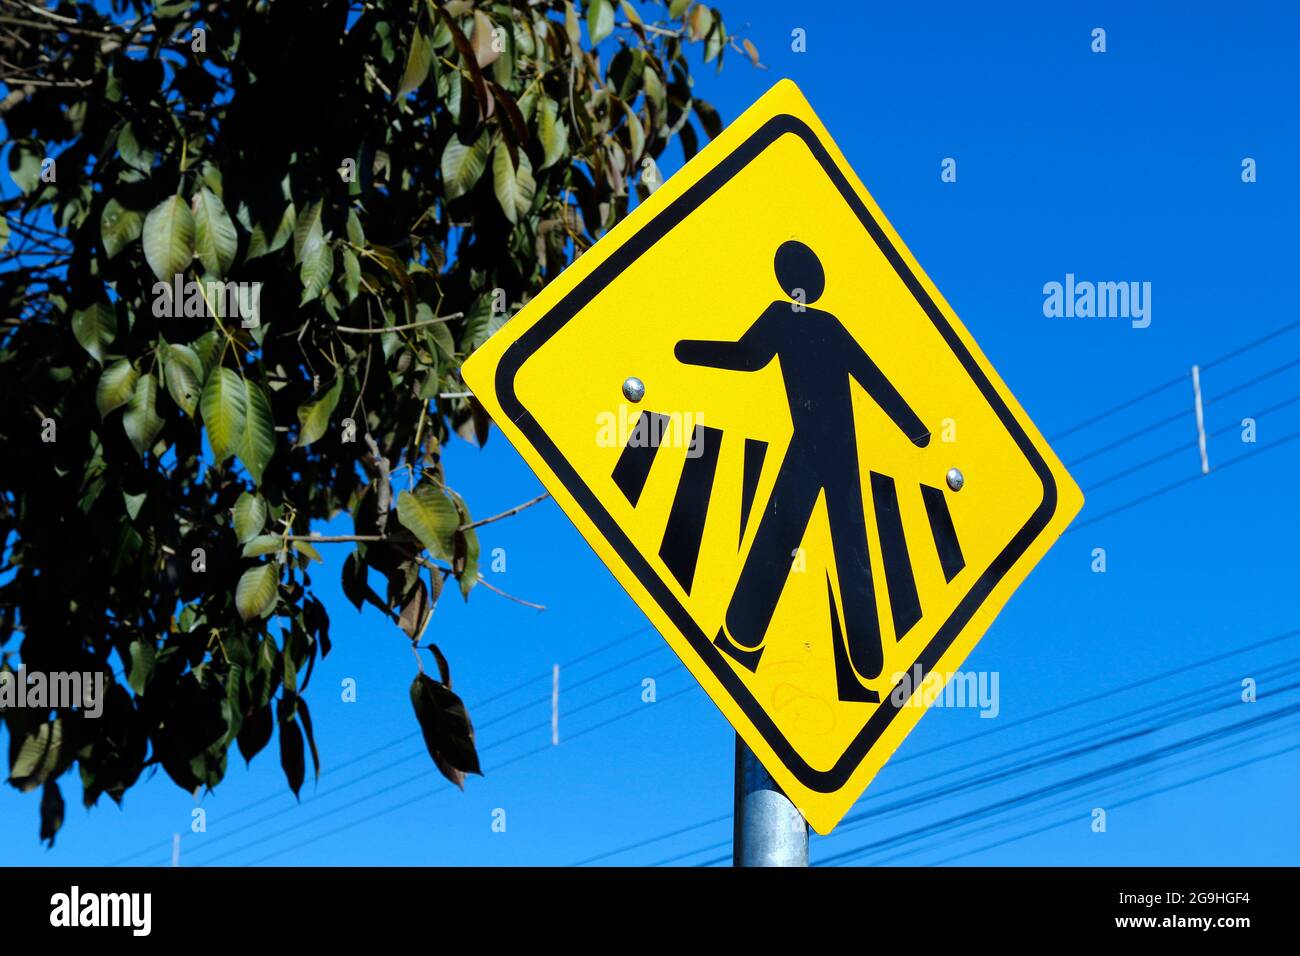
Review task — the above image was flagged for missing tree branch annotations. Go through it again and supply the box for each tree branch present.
[334,311,463,334]
[475,574,546,611]
[284,533,412,544]
[460,492,550,531]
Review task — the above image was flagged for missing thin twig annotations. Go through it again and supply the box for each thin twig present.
[460,492,550,531]
[334,311,463,334]
[413,554,547,611]
[284,533,412,544]
[475,575,546,611]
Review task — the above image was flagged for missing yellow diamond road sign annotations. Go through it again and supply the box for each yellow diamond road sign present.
[461,79,1083,834]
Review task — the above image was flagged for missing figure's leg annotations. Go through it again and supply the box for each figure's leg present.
[824,468,885,683]
[716,445,820,671]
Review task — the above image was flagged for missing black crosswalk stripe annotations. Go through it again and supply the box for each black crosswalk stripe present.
[920,483,965,582]
[869,471,923,640]
[610,421,966,665]
[610,411,669,506]
[658,423,724,593]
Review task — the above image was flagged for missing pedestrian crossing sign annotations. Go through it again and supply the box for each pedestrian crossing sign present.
[460,79,1083,835]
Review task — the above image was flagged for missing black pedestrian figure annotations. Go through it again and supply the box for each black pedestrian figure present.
[674,240,930,693]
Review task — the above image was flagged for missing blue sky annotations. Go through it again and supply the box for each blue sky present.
[3,0,1299,866]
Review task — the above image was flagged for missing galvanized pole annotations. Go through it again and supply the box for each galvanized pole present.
[733,735,808,866]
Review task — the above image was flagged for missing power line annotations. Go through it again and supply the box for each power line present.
[109,623,658,866]
[232,684,702,867]
[1066,425,1300,532]
[177,652,681,866]
[571,812,729,867]
[1047,317,1300,442]
[879,715,1300,866]
[1082,390,1300,492]
[606,626,1300,866]
[814,699,1300,866]
[1063,351,1300,468]
[683,685,1300,867]
[889,625,1300,768]
[824,672,1300,841]
[828,657,1300,832]
[926,737,1300,866]
[1049,374,1188,443]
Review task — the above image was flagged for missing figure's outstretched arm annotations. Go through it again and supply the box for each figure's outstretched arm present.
[674,315,776,372]
[846,336,930,446]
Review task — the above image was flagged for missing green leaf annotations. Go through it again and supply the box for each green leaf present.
[163,343,204,417]
[296,374,342,447]
[587,0,615,45]
[703,16,724,63]
[515,153,535,218]
[608,46,645,101]
[116,122,153,172]
[123,489,146,519]
[564,0,581,46]
[537,97,567,170]
[693,98,723,139]
[9,720,66,792]
[123,372,165,456]
[127,640,156,695]
[410,673,481,788]
[232,491,267,543]
[292,199,323,264]
[192,187,238,278]
[297,697,320,781]
[200,366,247,463]
[237,378,275,484]
[142,195,195,282]
[96,359,139,417]
[299,240,334,304]
[623,102,645,163]
[346,208,365,245]
[277,697,305,797]
[399,22,434,96]
[71,302,116,363]
[292,539,323,563]
[342,248,361,302]
[100,198,143,259]
[396,483,460,560]
[235,563,278,621]
[456,526,480,599]
[246,202,295,261]
[237,705,273,764]
[492,141,533,224]
[7,140,42,195]
[224,661,246,744]
[40,780,64,847]
[398,578,431,639]
[242,534,282,558]
[441,132,490,200]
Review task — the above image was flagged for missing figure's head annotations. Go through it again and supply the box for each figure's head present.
[773,240,824,305]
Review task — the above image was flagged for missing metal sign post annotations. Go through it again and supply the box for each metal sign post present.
[734,735,808,867]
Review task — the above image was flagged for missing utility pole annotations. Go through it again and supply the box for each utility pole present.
[733,735,808,867]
